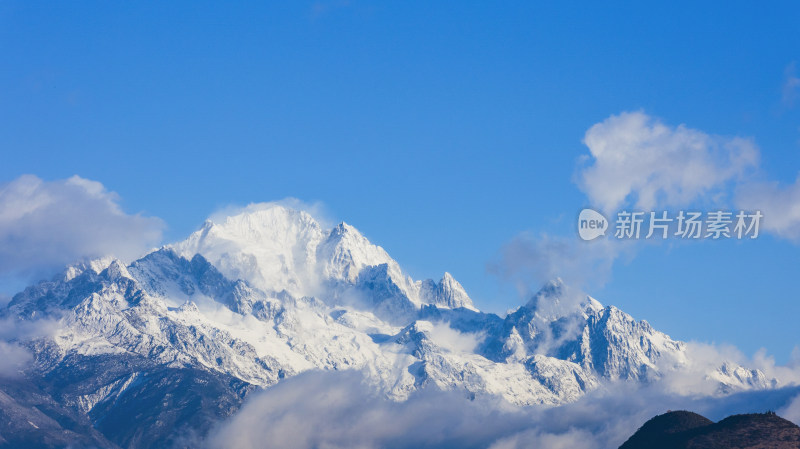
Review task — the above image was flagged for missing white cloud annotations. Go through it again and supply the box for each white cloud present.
[204,370,533,449]
[203,369,800,449]
[488,429,596,449]
[0,314,62,377]
[424,321,483,354]
[577,111,800,243]
[579,111,759,213]
[496,111,798,297]
[779,393,800,424]
[0,341,32,378]
[0,175,164,282]
[204,370,609,449]
[0,316,62,341]
[495,112,762,294]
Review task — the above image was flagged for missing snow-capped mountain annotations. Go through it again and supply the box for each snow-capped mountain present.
[0,204,778,448]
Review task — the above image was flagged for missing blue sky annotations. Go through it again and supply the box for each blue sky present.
[1,1,800,360]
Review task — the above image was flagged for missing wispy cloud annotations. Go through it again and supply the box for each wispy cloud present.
[0,341,32,378]
[489,231,635,293]
[0,316,62,378]
[782,62,800,108]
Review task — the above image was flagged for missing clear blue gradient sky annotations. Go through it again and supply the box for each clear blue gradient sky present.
[1,2,799,360]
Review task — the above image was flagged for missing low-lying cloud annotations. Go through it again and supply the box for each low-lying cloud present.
[203,369,800,449]
[0,341,32,378]
[0,316,63,378]
[0,175,164,284]
[204,370,594,449]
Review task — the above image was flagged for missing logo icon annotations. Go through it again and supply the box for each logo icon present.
[578,208,608,241]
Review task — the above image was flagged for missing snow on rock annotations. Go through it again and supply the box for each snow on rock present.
[420,272,477,310]
[171,204,468,310]
[0,203,778,411]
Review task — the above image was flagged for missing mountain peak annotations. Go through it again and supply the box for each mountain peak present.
[523,279,604,320]
[329,221,357,235]
[62,256,116,282]
[100,259,131,281]
[436,272,475,310]
[523,278,569,317]
[172,204,425,313]
[537,278,566,298]
[172,204,326,296]
[233,206,319,240]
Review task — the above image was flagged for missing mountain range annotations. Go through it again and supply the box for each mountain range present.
[0,204,784,448]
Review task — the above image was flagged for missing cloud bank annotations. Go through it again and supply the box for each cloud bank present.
[0,175,164,282]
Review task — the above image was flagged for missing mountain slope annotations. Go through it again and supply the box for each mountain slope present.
[619,411,800,449]
[0,377,119,449]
